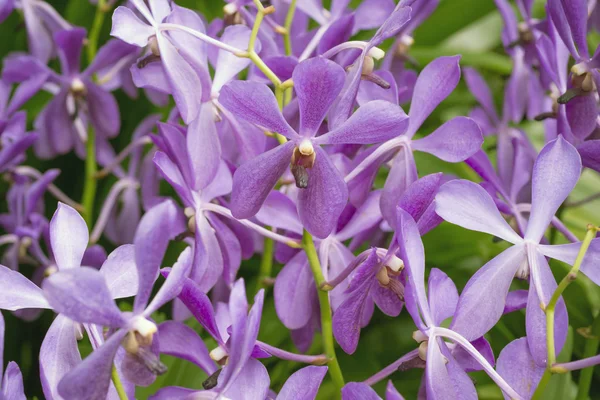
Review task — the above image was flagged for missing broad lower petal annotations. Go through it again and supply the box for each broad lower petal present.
[427,268,459,326]
[0,264,50,310]
[333,279,373,354]
[450,245,526,341]
[566,94,598,140]
[524,136,581,243]
[277,365,328,400]
[100,244,139,300]
[298,147,349,238]
[219,358,270,400]
[231,141,295,219]
[411,117,483,162]
[55,28,85,77]
[435,179,523,244]
[255,191,303,235]
[341,382,382,400]
[274,252,315,330]
[158,321,216,375]
[50,202,88,270]
[496,337,544,400]
[43,267,125,327]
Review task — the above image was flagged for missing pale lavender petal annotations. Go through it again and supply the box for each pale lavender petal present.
[386,381,404,400]
[341,382,382,400]
[220,81,296,139]
[43,267,126,327]
[134,199,186,313]
[85,39,138,77]
[276,365,327,400]
[2,361,25,400]
[297,146,349,238]
[450,245,527,341]
[538,239,600,286]
[425,340,460,400]
[406,56,462,137]
[354,0,396,31]
[50,202,88,270]
[524,137,581,243]
[411,117,483,162]
[463,68,499,123]
[86,81,120,137]
[274,252,314,330]
[294,57,345,136]
[148,386,198,399]
[496,338,544,400]
[158,321,216,374]
[231,141,295,219]
[0,265,50,310]
[504,290,528,314]
[176,278,223,344]
[212,25,256,93]
[100,244,139,299]
[40,315,82,400]
[427,268,458,326]
[255,191,303,235]
[110,6,153,46]
[219,358,270,400]
[452,337,495,372]
[380,145,418,224]
[315,100,408,145]
[57,329,128,400]
[144,247,192,316]
[435,180,522,244]
[547,0,580,58]
[188,103,221,191]
[371,283,403,317]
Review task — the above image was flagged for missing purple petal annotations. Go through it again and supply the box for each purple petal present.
[276,365,327,400]
[231,141,295,219]
[40,315,82,400]
[58,329,128,400]
[566,94,597,140]
[425,339,474,400]
[380,145,418,224]
[55,28,85,77]
[100,244,139,299]
[397,173,444,235]
[133,199,186,313]
[496,338,544,399]
[577,140,600,173]
[86,81,120,137]
[316,100,408,145]
[297,146,349,238]
[336,190,382,241]
[43,267,126,327]
[435,180,522,244]
[333,278,373,354]
[176,278,223,344]
[341,382,382,400]
[212,25,257,93]
[538,239,600,286]
[85,39,138,76]
[219,358,270,400]
[187,103,221,191]
[2,361,25,400]
[255,191,303,235]
[406,56,462,137]
[354,0,396,31]
[386,381,405,400]
[463,68,499,124]
[110,6,153,46]
[274,252,314,330]
[452,337,495,372]
[0,264,50,310]
[357,70,399,105]
[219,81,296,139]
[411,117,483,162]
[294,57,345,136]
[524,136,581,243]
[450,245,527,341]
[427,268,458,326]
[158,321,216,374]
[156,33,201,124]
[144,247,192,316]
[527,249,568,366]
[504,290,528,314]
[50,202,88,270]
[42,89,74,155]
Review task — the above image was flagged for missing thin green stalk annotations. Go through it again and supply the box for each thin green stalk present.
[575,314,600,400]
[303,230,345,394]
[531,369,552,400]
[255,235,274,295]
[546,226,597,367]
[283,0,297,56]
[111,365,128,400]
[82,127,97,227]
[87,0,108,64]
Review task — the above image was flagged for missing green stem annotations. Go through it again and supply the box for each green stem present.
[575,314,600,400]
[546,226,597,367]
[87,0,108,64]
[303,230,345,394]
[111,365,128,400]
[255,235,274,295]
[82,127,97,227]
[283,0,297,56]
[531,369,552,400]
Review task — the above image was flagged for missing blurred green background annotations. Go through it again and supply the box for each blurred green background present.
[1,0,600,399]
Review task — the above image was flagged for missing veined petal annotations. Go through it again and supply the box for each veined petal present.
[277,365,327,400]
[158,321,216,375]
[111,6,153,46]
[315,100,408,145]
[86,81,120,137]
[524,137,581,243]
[255,191,303,236]
[411,117,483,162]
[212,25,256,93]
[565,94,597,140]
[220,81,297,139]
[297,146,349,238]
[43,267,126,327]
[100,244,139,299]
[0,265,50,310]
[176,277,223,344]
[435,180,522,244]
[450,245,527,341]
[333,279,374,354]
[50,202,89,270]
[406,56,462,138]
[577,140,600,173]
[538,239,600,286]
[496,338,544,400]
[274,252,314,330]
[341,382,382,400]
[293,57,345,136]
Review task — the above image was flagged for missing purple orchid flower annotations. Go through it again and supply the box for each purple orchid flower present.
[396,208,522,399]
[332,172,445,354]
[220,56,408,238]
[3,28,137,158]
[345,55,483,223]
[435,136,600,367]
[496,337,545,399]
[342,381,404,400]
[39,199,187,399]
[0,312,26,399]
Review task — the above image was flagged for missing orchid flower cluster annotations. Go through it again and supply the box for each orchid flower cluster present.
[0,0,600,398]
